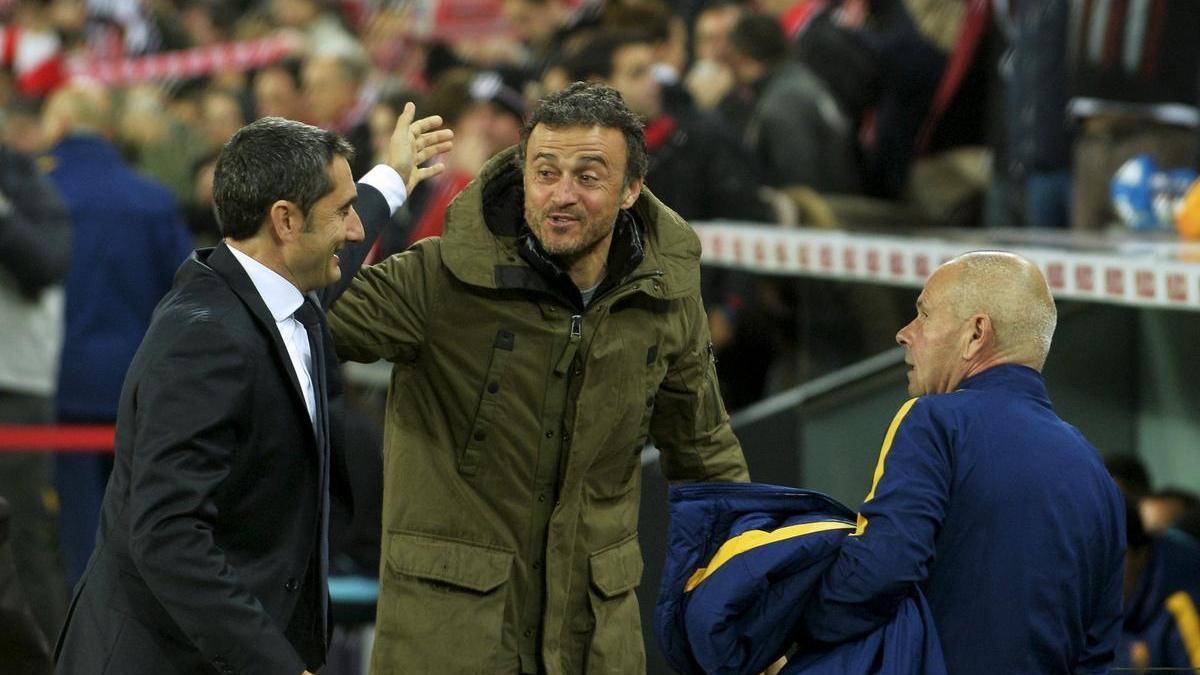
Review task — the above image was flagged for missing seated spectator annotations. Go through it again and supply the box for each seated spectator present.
[727,11,860,193]
[1142,488,1200,535]
[302,52,375,177]
[252,59,307,122]
[685,0,753,133]
[1118,502,1200,671]
[405,68,524,246]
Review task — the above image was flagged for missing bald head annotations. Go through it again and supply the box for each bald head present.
[42,82,113,143]
[942,251,1057,370]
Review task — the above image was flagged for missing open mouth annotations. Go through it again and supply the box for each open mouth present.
[548,214,579,226]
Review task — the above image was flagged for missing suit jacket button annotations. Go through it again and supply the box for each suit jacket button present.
[285,578,300,591]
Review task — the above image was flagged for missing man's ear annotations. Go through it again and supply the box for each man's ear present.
[621,177,643,209]
[962,313,992,360]
[268,200,302,242]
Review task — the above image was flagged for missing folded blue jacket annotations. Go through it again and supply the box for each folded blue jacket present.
[655,482,945,675]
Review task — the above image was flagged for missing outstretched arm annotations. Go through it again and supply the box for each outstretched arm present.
[324,103,454,306]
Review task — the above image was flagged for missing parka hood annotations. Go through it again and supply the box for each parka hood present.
[440,146,702,301]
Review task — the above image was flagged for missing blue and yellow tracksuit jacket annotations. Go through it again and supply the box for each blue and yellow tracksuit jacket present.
[1116,531,1200,670]
[803,364,1126,674]
[655,482,945,674]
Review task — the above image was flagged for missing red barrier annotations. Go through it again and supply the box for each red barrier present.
[0,426,116,452]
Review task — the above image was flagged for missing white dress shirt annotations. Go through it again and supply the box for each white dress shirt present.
[227,245,317,427]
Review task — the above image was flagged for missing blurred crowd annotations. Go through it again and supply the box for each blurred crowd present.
[3,0,1200,671]
[3,0,1199,234]
[3,0,1200,403]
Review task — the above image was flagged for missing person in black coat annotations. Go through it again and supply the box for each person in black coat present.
[53,108,451,675]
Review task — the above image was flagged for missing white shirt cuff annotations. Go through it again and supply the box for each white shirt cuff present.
[360,165,408,215]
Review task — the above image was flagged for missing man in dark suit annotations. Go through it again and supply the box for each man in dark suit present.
[54,106,452,675]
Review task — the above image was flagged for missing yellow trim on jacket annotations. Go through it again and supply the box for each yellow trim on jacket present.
[855,397,919,536]
[1166,590,1200,668]
[684,520,855,592]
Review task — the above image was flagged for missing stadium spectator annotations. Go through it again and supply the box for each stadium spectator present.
[0,139,72,646]
[41,82,194,587]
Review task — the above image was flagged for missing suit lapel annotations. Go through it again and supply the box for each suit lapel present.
[204,243,312,426]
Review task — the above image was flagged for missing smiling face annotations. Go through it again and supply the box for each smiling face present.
[284,157,363,292]
[895,264,971,396]
[522,123,642,267]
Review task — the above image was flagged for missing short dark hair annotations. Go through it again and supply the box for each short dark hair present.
[213,117,354,240]
[517,81,647,187]
[730,12,787,65]
[567,29,654,82]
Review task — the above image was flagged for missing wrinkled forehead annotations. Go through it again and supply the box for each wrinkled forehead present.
[526,124,628,163]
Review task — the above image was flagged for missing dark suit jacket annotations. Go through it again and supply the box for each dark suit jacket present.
[54,182,390,675]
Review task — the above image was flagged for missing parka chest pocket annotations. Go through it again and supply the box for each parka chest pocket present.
[460,329,515,476]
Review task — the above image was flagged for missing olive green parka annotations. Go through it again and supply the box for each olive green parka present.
[329,147,749,674]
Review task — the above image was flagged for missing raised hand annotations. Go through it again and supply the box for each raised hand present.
[385,102,455,194]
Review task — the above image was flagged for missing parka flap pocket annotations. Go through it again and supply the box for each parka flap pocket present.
[589,534,644,599]
[387,531,513,593]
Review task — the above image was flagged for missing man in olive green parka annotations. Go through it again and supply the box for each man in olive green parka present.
[329,82,749,674]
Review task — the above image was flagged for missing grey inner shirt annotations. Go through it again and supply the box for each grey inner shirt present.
[579,278,604,307]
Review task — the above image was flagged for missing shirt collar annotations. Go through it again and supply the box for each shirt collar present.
[226,244,304,322]
[957,364,1051,405]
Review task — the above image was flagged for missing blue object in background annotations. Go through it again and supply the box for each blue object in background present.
[1112,154,1160,230]
[1111,155,1198,231]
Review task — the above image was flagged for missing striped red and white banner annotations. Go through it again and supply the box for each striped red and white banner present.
[65,36,294,86]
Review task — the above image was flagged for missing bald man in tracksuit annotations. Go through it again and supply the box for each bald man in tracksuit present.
[802,252,1125,674]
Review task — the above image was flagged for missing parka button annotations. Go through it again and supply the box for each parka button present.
[537,493,546,502]
[284,578,299,592]
[532,560,542,570]
[473,430,485,441]
[545,430,554,438]
[524,628,534,638]
[487,381,500,393]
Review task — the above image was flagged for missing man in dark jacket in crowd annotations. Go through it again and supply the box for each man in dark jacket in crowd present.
[0,139,71,672]
[727,11,860,193]
[802,251,1125,674]
[40,83,194,588]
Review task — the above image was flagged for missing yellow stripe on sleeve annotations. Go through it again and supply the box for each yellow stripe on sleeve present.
[684,520,855,593]
[1166,590,1200,668]
[854,397,919,536]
